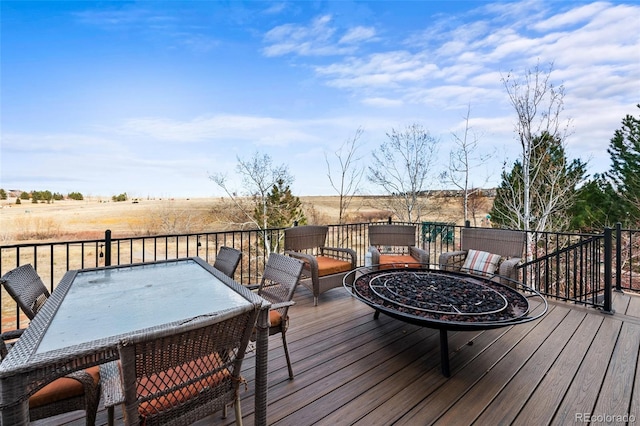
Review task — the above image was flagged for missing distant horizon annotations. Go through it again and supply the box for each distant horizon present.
[1,187,498,201]
[2,1,638,198]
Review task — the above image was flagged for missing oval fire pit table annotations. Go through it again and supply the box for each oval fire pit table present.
[344,266,547,377]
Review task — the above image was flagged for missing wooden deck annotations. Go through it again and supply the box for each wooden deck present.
[35,287,640,426]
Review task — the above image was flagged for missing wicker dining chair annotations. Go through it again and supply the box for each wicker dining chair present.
[0,333,101,425]
[284,225,356,305]
[368,224,430,270]
[1,264,50,321]
[114,307,259,426]
[250,253,304,380]
[213,246,242,278]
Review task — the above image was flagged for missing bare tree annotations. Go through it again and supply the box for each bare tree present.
[441,105,493,223]
[325,127,365,224]
[368,123,440,222]
[210,152,293,254]
[500,61,572,233]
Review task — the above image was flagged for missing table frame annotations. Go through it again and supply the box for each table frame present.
[0,257,270,425]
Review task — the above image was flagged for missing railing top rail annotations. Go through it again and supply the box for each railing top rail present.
[519,234,604,267]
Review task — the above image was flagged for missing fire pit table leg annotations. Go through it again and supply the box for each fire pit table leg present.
[439,329,451,377]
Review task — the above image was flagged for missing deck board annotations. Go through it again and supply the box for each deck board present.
[512,312,604,425]
[34,286,640,426]
[474,309,587,425]
[592,321,640,422]
[625,292,640,318]
[552,316,623,424]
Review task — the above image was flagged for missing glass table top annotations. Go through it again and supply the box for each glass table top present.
[36,259,252,353]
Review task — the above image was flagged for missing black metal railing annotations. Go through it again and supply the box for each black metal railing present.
[2,221,639,332]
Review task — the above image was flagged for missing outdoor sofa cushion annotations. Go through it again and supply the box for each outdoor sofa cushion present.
[313,256,352,277]
[378,254,421,269]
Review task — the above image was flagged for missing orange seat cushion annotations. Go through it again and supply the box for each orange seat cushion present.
[29,366,100,409]
[314,256,352,276]
[378,255,421,270]
[269,310,283,327]
[137,353,231,418]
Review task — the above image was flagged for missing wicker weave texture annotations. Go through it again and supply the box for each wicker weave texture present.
[257,254,303,312]
[0,257,268,426]
[284,226,356,305]
[368,224,417,247]
[368,224,430,268]
[255,253,303,379]
[1,264,50,320]
[0,334,100,425]
[118,308,259,426]
[213,246,242,278]
[460,228,525,258]
[438,228,526,282]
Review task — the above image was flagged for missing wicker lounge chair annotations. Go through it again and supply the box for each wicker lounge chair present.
[250,253,304,380]
[438,227,526,283]
[0,333,101,425]
[213,246,242,278]
[111,305,259,426]
[368,224,430,270]
[284,225,356,305]
[1,264,50,321]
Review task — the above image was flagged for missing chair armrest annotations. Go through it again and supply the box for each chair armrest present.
[270,301,295,310]
[284,250,318,268]
[1,329,25,341]
[368,246,382,265]
[320,246,357,266]
[438,250,467,271]
[245,284,261,291]
[1,329,25,358]
[410,246,430,266]
[499,257,522,281]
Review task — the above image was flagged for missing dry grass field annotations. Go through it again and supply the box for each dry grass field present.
[0,194,490,245]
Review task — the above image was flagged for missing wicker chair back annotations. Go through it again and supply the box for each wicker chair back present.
[256,253,304,379]
[461,228,525,259]
[284,225,328,252]
[117,307,259,425]
[368,224,418,247]
[1,264,50,320]
[213,246,242,278]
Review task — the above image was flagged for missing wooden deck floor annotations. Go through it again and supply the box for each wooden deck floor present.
[36,287,640,426]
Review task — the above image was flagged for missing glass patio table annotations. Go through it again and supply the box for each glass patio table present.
[0,257,270,425]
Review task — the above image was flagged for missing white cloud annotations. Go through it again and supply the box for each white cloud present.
[262,14,380,57]
[533,1,610,31]
[339,26,376,44]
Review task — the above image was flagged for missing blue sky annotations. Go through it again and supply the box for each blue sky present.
[1,1,639,199]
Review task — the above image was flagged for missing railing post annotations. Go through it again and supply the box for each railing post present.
[104,230,112,267]
[615,222,622,292]
[603,227,613,314]
[465,220,470,228]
